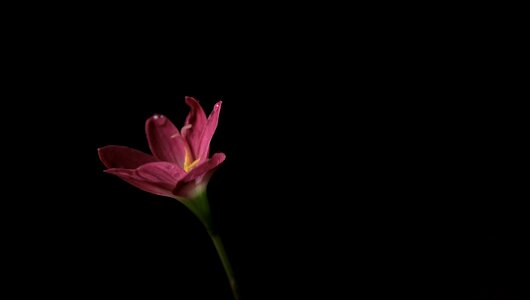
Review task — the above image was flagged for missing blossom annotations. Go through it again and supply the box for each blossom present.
[98,97,225,200]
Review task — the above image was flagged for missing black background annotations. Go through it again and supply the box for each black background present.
[33,88,526,299]
[6,15,527,299]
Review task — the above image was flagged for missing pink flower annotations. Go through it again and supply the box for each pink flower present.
[98,97,225,200]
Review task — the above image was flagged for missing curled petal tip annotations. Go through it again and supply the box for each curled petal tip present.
[103,168,126,175]
[98,146,158,169]
[213,152,226,161]
[97,147,108,153]
[185,96,199,104]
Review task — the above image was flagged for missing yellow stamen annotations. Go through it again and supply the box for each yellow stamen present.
[186,158,201,172]
[183,150,200,172]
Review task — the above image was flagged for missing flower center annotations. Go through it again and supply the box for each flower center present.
[183,150,200,173]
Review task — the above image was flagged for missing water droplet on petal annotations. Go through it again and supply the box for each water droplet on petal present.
[152,114,167,125]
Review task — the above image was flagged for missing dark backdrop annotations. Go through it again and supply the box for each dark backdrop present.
[41,89,525,299]
[8,24,526,299]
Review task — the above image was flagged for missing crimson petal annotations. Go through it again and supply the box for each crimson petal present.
[105,162,186,198]
[145,114,189,166]
[98,145,157,169]
[173,152,226,197]
[197,101,222,161]
[182,96,208,159]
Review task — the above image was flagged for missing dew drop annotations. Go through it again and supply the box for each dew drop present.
[153,114,167,124]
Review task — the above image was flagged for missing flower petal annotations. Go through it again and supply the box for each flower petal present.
[197,101,222,161]
[98,145,157,169]
[145,114,189,166]
[105,162,185,198]
[173,152,226,197]
[181,97,207,159]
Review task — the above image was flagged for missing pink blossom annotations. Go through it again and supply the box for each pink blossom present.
[99,97,225,200]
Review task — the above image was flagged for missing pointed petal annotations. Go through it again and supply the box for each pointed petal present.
[181,96,207,158]
[145,114,189,166]
[173,153,226,197]
[184,152,226,181]
[104,162,185,198]
[98,145,157,169]
[197,101,222,161]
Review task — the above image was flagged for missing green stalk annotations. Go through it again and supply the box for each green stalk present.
[182,191,240,300]
[209,232,240,300]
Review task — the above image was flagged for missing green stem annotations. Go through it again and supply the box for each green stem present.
[183,191,240,299]
[209,232,240,300]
